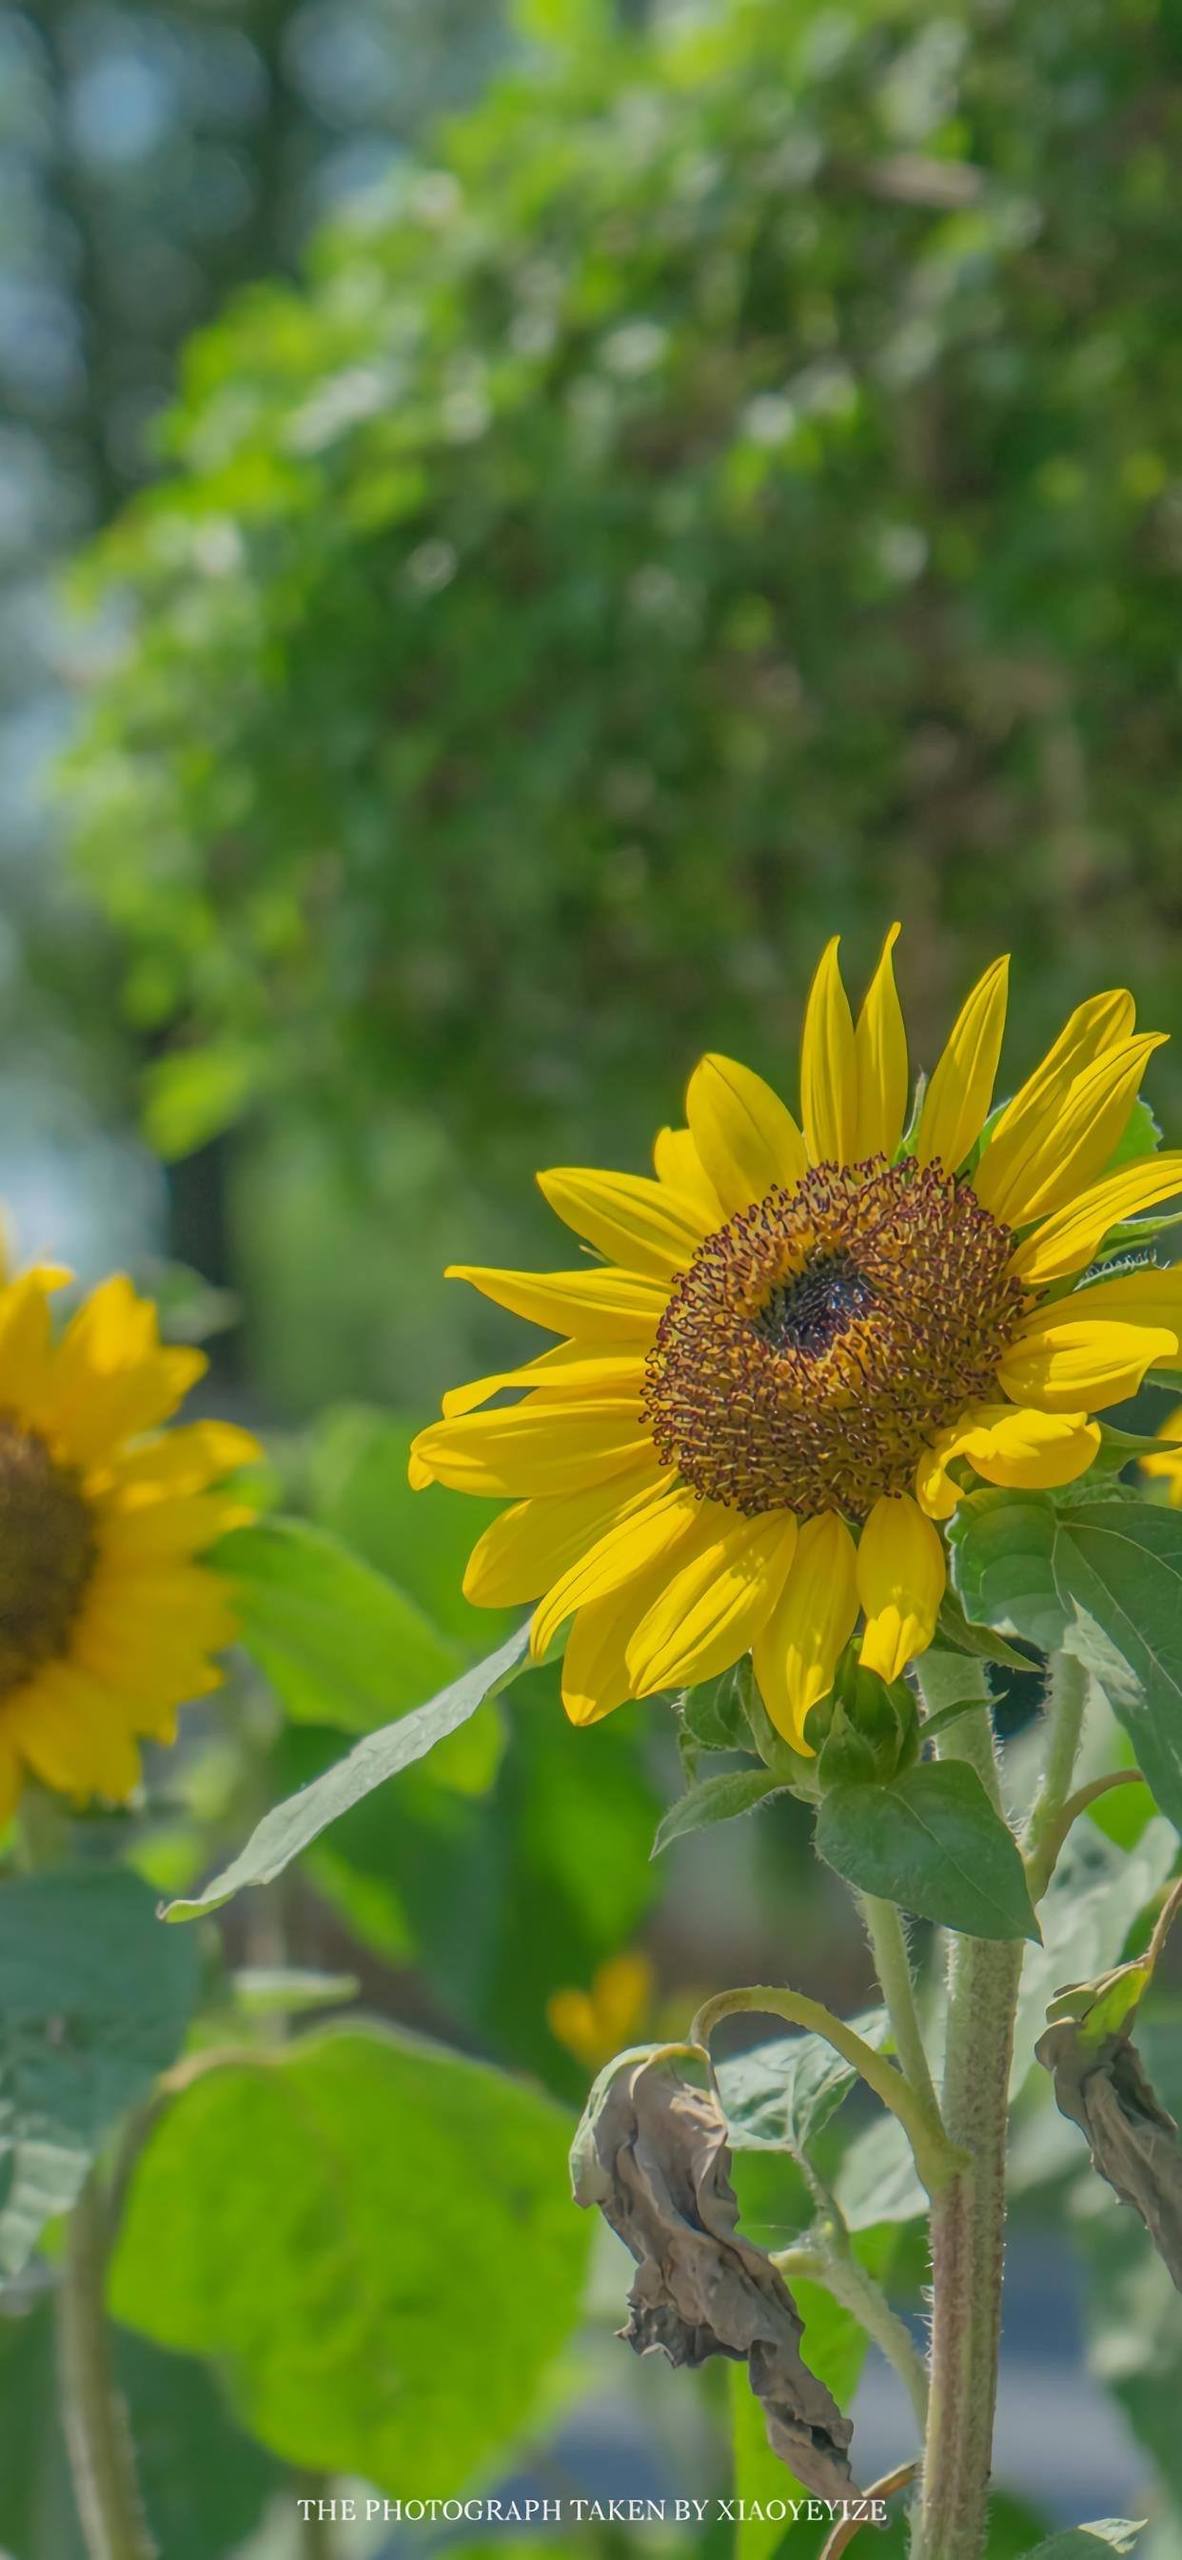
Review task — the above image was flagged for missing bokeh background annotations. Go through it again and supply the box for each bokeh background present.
[3,0,1182,2552]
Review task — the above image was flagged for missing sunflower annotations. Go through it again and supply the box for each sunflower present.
[0,1257,259,1821]
[410,932,1182,1747]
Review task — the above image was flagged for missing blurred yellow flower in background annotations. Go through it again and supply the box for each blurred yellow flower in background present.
[0,1258,258,1821]
[413,931,1182,1747]
[1140,1406,1182,1506]
[546,1951,655,2071]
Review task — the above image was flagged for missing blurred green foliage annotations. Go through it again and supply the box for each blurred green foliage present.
[64,0,1182,1217]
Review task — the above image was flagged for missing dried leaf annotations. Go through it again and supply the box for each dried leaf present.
[571,2047,856,2499]
[1036,2017,1182,2290]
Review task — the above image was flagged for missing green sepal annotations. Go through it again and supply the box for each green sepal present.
[816,1659,919,1789]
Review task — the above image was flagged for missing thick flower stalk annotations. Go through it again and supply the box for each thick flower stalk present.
[410,929,1180,1742]
[0,1255,258,1816]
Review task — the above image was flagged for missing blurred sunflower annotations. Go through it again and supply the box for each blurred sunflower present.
[0,1260,258,1820]
[547,1950,654,2071]
[1140,1406,1182,1506]
[411,931,1182,1745]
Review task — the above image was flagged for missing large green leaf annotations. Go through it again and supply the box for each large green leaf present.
[164,1621,530,1919]
[951,1495,1182,1830]
[833,2113,928,2232]
[305,1406,515,1650]
[717,2011,889,2157]
[0,1869,198,2276]
[220,1515,458,1730]
[110,2023,590,2493]
[816,1764,1040,1942]
[273,1673,662,2087]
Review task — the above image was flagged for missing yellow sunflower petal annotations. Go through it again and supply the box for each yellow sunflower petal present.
[752,1512,858,1750]
[95,1490,254,1558]
[34,1277,206,1465]
[653,1127,725,1228]
[445,1261,667,1342]
[853,924,908,1161]
[857,1493,946,1683]
[975,988,1136,1187]
[801,939,858,1166]
[100,1420,262,1506]
[625,1511,796,1696]
[536,1168,710,1280]
[998,1309,1179,1414]
[442,1343,650,1418]
[685,1053,807,1215]
[916,956,1010,1173]
[1039,1265,1182,1338]
[1010,1154,1182,1285]
[462,1462,670,1606]
[7,1663,143,1803]
[409,1399,653,1497]
[916,1403,1101,1520]
[974,1034,1164,1229]
[0,1269,63,1412]
[531,1477,699,1659]
[561,1538,699,1727]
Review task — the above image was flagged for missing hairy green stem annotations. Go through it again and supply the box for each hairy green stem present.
[857,1891,942,2132]
[775,2242,928,2437]
[912,1660,1022,2560]
[57,2172,156,2560]
[691,1984,958,2196]
[1022,1651,1090,1896]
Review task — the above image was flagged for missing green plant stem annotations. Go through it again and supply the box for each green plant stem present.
[56,2171,156,2560]
[912,1658,1023,2560]
[1022,1651,1090,1896]
[774,2242,929,2436]
[690,1984,959,2196]
[857,1891,942,2132]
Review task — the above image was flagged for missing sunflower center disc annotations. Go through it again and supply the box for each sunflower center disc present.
[643,1156,1026,1521]
[0,1418,96,1694]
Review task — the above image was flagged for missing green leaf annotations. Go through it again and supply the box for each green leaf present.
[1105,1095,1162,1172]
[951,1494,1182,1830]
[110,2023,590,2493]
[816,1763,1040,1941]
[936,1592,1035,1673]
[652,1768,788,1856]
[221,1516,459,1731]
[716,2010,889,2156]
[142,1041,261,1157]
[834,2111,928,2230]
[0,2303,279,2560]
[1021,2527,1144,2556]
[305,1407,514,1652]
[163,1622,531,1920]
[0,1870,198,2276]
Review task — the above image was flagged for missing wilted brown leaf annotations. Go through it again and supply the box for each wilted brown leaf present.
[571,2045,855,2499]
[1036,2016,1182,2290]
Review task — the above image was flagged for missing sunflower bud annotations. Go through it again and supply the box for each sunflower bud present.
[814,1658,919,1788]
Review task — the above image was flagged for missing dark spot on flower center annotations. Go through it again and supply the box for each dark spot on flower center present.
[754,1251,876,1357]
[0,1418,96,1697]
[643,1156,1028,1522]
